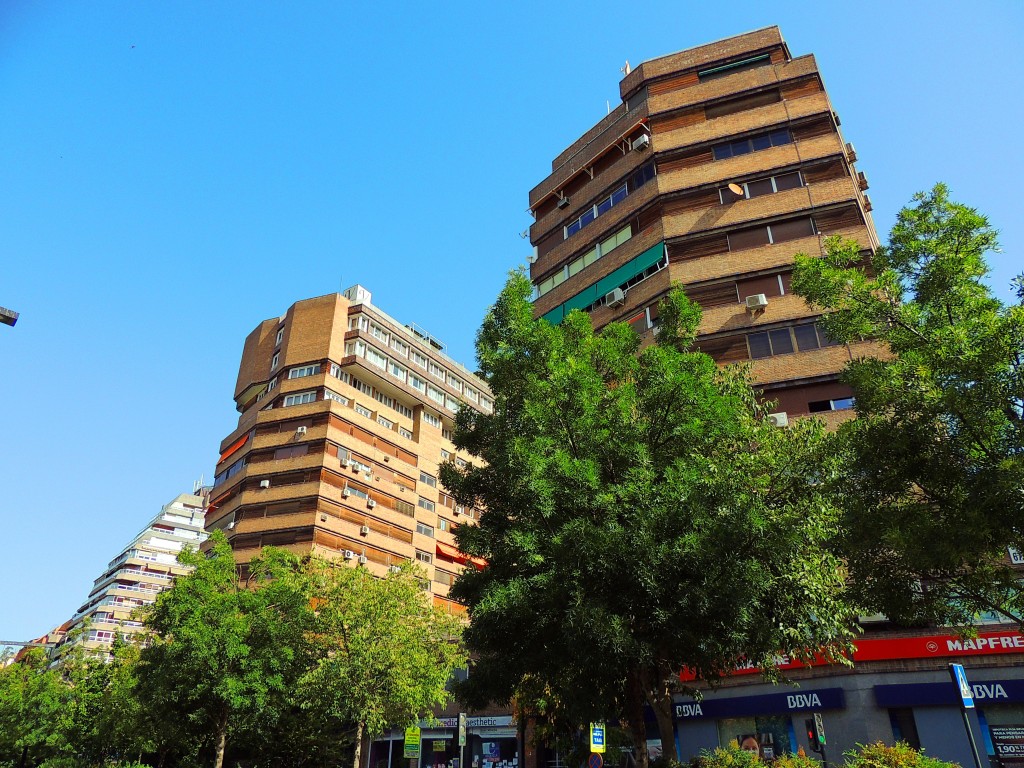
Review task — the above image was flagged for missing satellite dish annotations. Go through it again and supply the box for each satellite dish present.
[728,183,744,196]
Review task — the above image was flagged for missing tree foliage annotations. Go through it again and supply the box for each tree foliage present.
[792,183,1024,626]
[442,273,857,767]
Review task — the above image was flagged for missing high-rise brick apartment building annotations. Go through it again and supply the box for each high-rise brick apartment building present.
[528,26,877,429]
[526,27,1024,768]
[206,286,492,615]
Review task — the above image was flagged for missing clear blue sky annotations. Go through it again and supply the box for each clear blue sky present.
[1,1,1021,644]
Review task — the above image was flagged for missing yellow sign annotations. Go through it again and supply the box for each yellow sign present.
[404,726,421,759]
[590,722,606,754]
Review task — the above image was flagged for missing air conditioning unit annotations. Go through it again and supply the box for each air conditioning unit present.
[343,550,355,560]
[767,412,789,427]
[367,499,377,509]
[358,554,368,566]
[863,195,873,212]
[360,525,370,536]
[259,479,271,489]
[631,133,650,152]
[388,565,402,574]
[605,287,626,307]
[556,196,570,209]
[845,142,857,163]
[857,171,869,191]
[295,425,307,435]
[745,293,769,311]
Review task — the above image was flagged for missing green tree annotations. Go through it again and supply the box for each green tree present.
[0,647,71,768]
[792,183,1024,627]
[136,532,309,768]
[296,559,466,768]
[443,274,857,768]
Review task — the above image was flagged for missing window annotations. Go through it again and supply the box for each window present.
[809,397,855,413]
[399,427,413,439]
[378,415,394,429]
[447,374,462,392]
[354,403,373,418]
[395,402,413,419]
[434,569,455,586]
[289,364,321,379]
[428,361,446,380]
[409,374,427,393]
[438,518,450,532]
[329,363,343,379]
[275,327,284,345]
[445,395,459,412]
[418,497,436,512]
[348,315,369,332]
[422,411,441,428]
[346,340,366,357]
[324,389,348,405]
[366,347,388,369]
[698,54,771,82]
[562,164,653,241]
[420,471,437,487]
[428,386,445,405]
[442,427,453,441]
[481,397,493,413]
[415,550,433,564]
[441,449,451,460]
[416,522,435,537]
[465,387,479,403]
[283,391,316,407]
[390,361,408,382]
[455,458,468,468]
[727,216,815,251]
[370,324,389,343]
[375,391,394,409]
[271,352,280,370]
[720,172,803,204]
[411,350,428,369]
[351,377,372,396]
[345,484,368,500]
[391,338,410,357]
[747,323,835,360]
[712,129,792,161]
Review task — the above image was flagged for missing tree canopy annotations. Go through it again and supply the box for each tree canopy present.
[792,183,1024,627]
[442,273,857,766]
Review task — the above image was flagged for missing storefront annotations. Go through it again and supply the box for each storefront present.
[369,716,518,768]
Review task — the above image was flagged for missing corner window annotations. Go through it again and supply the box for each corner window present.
[283,391,316,407]
[288,364,321,379]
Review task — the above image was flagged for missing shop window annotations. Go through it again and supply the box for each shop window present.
[888,709,921,750]
[718,716,793,758]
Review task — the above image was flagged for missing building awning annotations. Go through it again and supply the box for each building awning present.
[218,433,249,465]
[436,542,487,570]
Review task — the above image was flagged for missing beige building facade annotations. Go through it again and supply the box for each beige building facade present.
[207,286,491,614]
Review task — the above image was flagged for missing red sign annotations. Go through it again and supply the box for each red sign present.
[679,630,1024,682]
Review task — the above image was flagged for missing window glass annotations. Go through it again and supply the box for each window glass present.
[749,135,771,151]
[720,185,744,204]
[420,471,437,487]
[793,324,820,351]
[728,226,771,251]
[418,497,435,512]
[832,397,855,410]
[552,269,567,287]
[580,208,596,227]
[416,522,434,537]
[713,145,732,161]
[774,171,803,191]
[817,324,840,347]
[597,197,614,216]
[611,183,629,204]
[769,129,792,146]
[568,257,584,277]
[390,362,407,381]
[409,375,426,392]
[747,178,775,198]
[748,332,772,359]
[582,247,600,267]
[771,217,815,243]
[566,219,582,238]
[731,139,753,155]
[808,399,832,413]
[768,329,795,355]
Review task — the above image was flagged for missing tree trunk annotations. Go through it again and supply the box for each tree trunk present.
[213,708,229,768]
[625,668,650,768]
[649,663,679,762]
[352,719,365,768]
[18,745,27,768]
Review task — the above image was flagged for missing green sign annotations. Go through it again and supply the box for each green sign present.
[404,726,421,759]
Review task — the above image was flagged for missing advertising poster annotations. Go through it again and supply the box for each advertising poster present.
[990,726,1024,764]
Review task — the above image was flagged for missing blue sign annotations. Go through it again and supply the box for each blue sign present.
[673,688,845,720]
[874,678,1024,708]
[951,664,975,709]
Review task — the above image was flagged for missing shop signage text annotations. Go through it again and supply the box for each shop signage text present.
[673,688,843,720]
[680,630,1024,682]
[433,716,515,728]
[874,679,1024,708]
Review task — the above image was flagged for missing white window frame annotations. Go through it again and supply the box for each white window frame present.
[283,391,316,407]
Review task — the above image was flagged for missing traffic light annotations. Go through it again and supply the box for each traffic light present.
[805,718,823,753]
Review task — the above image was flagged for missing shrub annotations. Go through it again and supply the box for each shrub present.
[694,745,765,768]
[845,741,961,768]
[773,751,820,768]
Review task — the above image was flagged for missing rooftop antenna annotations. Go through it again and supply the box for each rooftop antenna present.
[519,229,529,239]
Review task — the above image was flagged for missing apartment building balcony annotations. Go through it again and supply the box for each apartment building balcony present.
[747,341,880,387]
[653,91,831,155]
[697,293,819,336]
[662,176,860,240]
[647,55,819,117]
[667,224,870,284]
[659,132,844,194]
